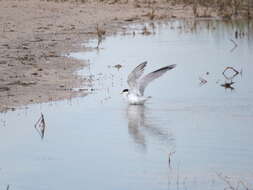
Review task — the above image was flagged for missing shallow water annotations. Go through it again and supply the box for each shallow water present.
[1,20,253,190]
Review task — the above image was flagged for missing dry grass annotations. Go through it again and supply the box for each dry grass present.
[95,24,106,48]
[167,0,253,19]
[39,0,253,19]
[141,25,152,35]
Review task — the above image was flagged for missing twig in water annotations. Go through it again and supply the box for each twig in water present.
[199,77,207,86]
[230,39,238,52]
[223,66,239,80]
[96,24,106,49]
[141,26,151,35]
[223,66,239,75]
[34,113,46,139]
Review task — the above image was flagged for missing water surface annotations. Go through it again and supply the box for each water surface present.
[1,20,253,190]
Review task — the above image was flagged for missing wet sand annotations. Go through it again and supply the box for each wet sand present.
[0,0,214,112]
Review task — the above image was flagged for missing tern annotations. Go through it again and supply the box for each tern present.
[121,61,176,105]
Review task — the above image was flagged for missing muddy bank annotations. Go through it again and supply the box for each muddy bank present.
[0,0,225,112]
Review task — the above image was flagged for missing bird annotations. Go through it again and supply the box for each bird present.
[121,61,176,105]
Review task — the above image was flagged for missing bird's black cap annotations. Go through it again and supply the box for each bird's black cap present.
[122,89,129,92]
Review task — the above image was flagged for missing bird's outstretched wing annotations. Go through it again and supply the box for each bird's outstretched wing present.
[139,64,176,95]
[127,61,147,91]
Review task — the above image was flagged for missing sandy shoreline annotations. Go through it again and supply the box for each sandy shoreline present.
[0,0,217,112]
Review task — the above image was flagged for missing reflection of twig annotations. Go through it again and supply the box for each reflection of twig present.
[230,39,238,52]
[238,180,250,190]
[216,172,236,190]
[216,172,250,190]
[0,118,6,127]
[6,185,10,190]
[168,151,176,167]
[230,39,238,47]
[221,82,235,91]
[176,163,180,190]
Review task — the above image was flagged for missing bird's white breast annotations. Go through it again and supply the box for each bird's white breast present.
[127,93,146,105]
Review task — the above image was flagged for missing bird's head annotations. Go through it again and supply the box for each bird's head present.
[120,89,129,96]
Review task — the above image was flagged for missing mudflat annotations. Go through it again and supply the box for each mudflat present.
[0,0,212,112]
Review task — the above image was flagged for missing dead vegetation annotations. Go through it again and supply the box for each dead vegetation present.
[96,24,106,48]
[198,66,241,91]
[167,0,253,19]
[220,66,240,90]
[141,25,152,35]
[39,0,253,19]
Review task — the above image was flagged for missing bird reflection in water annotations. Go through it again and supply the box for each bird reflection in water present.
[126,105,175,152]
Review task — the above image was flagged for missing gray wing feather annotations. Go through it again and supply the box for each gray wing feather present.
[127,61,147,90]
[139,64,176,95]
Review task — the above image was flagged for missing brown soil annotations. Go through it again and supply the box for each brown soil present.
[0,0,211,112]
